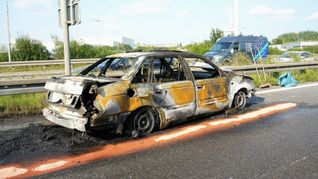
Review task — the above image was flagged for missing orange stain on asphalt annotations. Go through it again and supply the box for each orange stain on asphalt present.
[0,103,297,179]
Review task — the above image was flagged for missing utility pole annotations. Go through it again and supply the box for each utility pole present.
[5,0,12,62]
[93,19,100,46]
[60,0,71,75]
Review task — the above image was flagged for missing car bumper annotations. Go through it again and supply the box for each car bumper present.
[43,107,88,132]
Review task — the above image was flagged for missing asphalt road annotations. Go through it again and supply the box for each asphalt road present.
[29,84,318,179]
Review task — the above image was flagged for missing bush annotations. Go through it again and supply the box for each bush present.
[13,35,50,61]
[269,47,284,55]
[227,52,252,66]
[288,45,318,54]
[0,52,8,62]
[185,40,212,56]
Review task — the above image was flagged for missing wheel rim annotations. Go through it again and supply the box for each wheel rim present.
[138,114,151,131]
[235,91,246,109]
[134,110,155,135]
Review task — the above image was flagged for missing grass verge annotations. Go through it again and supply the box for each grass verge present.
[0,93,45,118]
[250,69,318,88]
[0,64,88,73]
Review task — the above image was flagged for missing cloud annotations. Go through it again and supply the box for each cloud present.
[78,15,130,46]
[249,5,295,20]
[306,12,318,20]
[249,5,272,15]
[120,0,168,15]
[13,0,50,9]
[176,10,190,17]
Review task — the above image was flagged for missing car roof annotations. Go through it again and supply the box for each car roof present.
[106,50,204,59]
[217,35,268,43]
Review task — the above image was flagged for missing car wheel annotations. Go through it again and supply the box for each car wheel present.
[233,91,246,110]
[128,108,155,138]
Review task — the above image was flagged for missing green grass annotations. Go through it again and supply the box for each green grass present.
[0,93,46,118]
[0,64,88,73]
[250,69,318,88]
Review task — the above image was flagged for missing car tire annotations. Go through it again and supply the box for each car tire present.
[233,91,246,110]
[127,108,155,138]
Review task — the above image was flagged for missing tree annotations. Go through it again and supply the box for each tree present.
[13,35,50,61]
[272,31,318,44]
[51,35,117,59]
[0,53,8,62]
[186,28,224,55]
[210,28,224,44]
[51,34,64,59]
[185,40,211,56]
[0,45,8,62]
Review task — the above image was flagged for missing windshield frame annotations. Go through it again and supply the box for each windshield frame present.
[79,57,141,79]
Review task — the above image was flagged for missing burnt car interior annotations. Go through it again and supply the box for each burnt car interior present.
[132,57,187,84]
[185,58,221,79]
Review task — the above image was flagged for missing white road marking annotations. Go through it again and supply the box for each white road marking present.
[0,167,28,179]
[256,83,318,95]
[33,160,68,172]
[156,103,296,143]
[154,125,207,142]
[209,118,239,126]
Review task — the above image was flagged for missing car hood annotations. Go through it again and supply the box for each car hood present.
[204,51,228,58]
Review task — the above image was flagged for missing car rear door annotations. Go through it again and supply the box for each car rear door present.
[151,56,196,123]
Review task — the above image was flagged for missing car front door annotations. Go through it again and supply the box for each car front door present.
[184,57,228,115]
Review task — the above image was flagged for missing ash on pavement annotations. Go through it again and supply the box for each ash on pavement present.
[0,123,124,165]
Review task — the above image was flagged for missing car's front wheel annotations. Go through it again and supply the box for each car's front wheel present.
[233,91,247,110]
[127,108,155,138]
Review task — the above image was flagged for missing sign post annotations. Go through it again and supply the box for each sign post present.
[58,0,80,76]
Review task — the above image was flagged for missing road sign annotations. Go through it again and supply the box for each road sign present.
[58,0,81,27]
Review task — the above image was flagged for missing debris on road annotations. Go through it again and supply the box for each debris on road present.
[0,124,122,164]
[278,72,298,87]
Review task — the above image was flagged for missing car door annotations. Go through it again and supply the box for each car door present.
[184,57,228,115]
[151,57,196,123]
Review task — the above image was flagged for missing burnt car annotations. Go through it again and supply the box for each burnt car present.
[43,51,255,136]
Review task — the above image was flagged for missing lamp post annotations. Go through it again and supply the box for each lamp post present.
[5,0,12,62]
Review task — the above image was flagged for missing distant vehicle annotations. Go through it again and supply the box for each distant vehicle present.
[276,51,314,63]
[204,35,269,65]
[43,51,255,137]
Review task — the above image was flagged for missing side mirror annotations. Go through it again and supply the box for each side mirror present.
[127,88,135,97]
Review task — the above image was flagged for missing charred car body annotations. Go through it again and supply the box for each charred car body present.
[43,51,255,136]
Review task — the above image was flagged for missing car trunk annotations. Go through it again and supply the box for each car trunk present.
[43,76,118,131]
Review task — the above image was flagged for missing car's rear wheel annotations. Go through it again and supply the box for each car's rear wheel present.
[128,108,155,138]
[233,91,246,110]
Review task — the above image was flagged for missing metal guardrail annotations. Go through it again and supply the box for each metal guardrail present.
[0,59,99,68]
[1,61,318,96]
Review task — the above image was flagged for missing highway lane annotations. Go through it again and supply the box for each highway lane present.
[31,84,318,178]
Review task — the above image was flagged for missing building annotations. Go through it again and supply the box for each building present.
[122,37,135,48]
[271,41,318,51]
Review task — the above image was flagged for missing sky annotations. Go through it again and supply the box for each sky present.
[0,0,318,51]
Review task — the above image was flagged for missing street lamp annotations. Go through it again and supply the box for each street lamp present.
[5,0,12,62]
[93,19,101,46]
